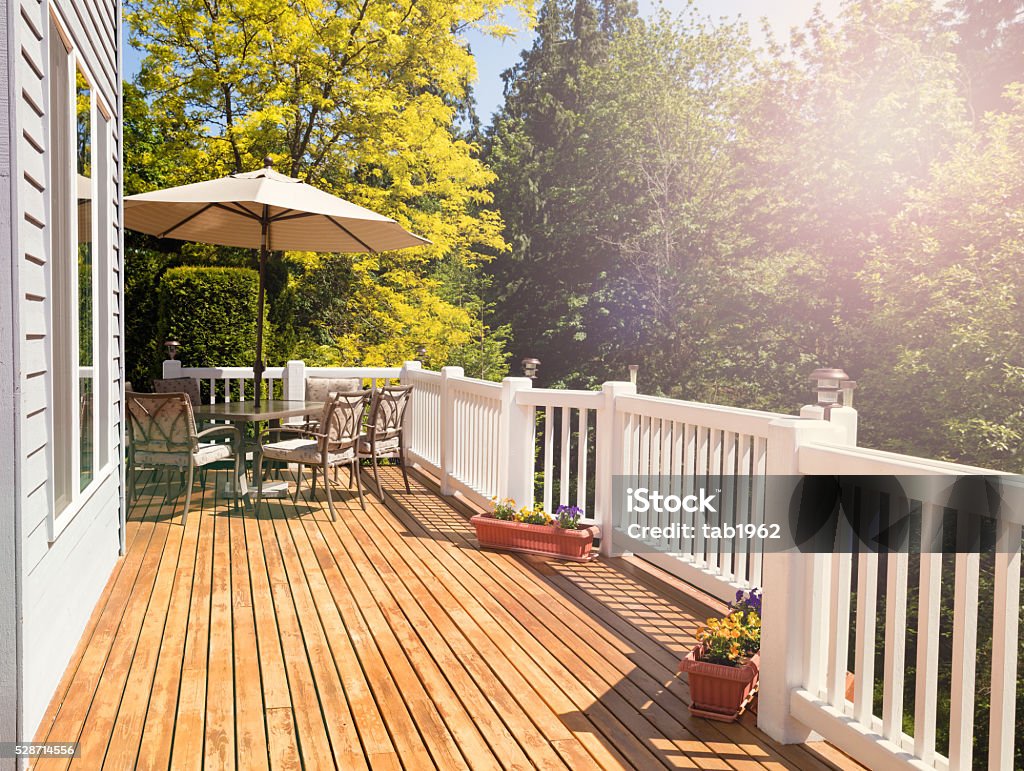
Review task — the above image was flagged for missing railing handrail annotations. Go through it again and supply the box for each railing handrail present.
[404,368,441,382]
[516,388,604,409]
[615,392,790,436]
[446,375,503,399]
[166,365,284,380]
[167,364,402,379]
[800,441,1007,476]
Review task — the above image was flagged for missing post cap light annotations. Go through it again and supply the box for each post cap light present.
[810,367,848,417]
[628,364,639,386]
[164,340,182,360]
[840,379,858,408]
[522,357,540,379]
[415,342,427,359]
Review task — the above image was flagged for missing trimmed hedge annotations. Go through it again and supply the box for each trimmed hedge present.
[156,266,272,369]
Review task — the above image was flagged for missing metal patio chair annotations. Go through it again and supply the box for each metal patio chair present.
[255,390,370,519]
[126,391,243,525]
[359,385,413,499]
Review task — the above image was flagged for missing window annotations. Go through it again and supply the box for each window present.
[48,16,111,530]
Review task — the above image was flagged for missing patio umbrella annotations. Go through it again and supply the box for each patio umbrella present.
[124,160,430,405]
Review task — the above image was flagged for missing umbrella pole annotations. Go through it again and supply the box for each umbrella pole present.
[254,213,268,407]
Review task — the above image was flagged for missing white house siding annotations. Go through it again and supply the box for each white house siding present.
[12,0,123,744]
[2,0,24,764]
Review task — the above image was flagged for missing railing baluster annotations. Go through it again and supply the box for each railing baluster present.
[543,406,553,513]
[881,548,908,742]
[853,500,879,726]
[559,406,571,507]
[720,431,737,581]
[749,435,767,588]
[707,428,723,573]
[913,502,943,765]
[668,421,683,552]
[576,408,588,513]
[948,532,980,770]
[735,433,751,586]
[827,517,853,709]
[989,521,1021,768]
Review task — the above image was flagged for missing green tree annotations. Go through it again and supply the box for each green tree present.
[860,86,1024,470]
[485,0,639,385]
[126,0,534,372]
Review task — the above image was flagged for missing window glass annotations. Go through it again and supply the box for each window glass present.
[76,68,94,491]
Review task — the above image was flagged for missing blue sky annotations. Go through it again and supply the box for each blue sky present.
[123,0,840,125]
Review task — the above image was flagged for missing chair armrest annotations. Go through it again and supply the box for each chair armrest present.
[196,424,243,448]
[257,426,319,443]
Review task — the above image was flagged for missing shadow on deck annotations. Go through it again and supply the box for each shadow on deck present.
[32,464,861,770]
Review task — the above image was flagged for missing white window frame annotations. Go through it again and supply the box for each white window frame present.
[46,12,115,542]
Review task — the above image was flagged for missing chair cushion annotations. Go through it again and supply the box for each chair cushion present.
[194,442,234,466]
[262,437,356,465]
[133,441,232,468]
[359,435,401,455]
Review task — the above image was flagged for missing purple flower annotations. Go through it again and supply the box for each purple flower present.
[554,504,584,530]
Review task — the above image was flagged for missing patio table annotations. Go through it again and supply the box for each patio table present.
[192,399,325,500]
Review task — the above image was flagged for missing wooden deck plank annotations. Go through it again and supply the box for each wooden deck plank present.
[228,510,270,771]
[273,513,399,767]
[168,484,217,771]
[310,501,533,770]
[204,505,236,770]
[134,482,207,771]
[36,495,165,771]
[394,473,824,771]
[333,503,572,769]
[277,495,472,771]
[255,510,340,770]
[369,482,733,771]
[263,499,369,770]
[33,467,858,771]
[349,489,654,770]
[79,495,186,770]
[288,507,439,771]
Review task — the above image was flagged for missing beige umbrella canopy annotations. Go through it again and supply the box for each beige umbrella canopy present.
[124,161,430,405]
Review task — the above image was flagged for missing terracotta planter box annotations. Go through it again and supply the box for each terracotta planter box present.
[679,646,760,722]
[470,514,600,562]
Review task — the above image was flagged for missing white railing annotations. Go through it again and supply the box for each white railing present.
[613,394,789,596]
[516,388,603,524]
[447,373,504,503]
[760,432,1021,771]
[166,356,1019,770]
[161,360,403,404]
[404,367,442,470]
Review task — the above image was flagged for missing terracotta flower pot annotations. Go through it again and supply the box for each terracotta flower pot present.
[679,646,760,722]
[470,514,600,562]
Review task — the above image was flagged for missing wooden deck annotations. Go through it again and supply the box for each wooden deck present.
[33,465,860,770]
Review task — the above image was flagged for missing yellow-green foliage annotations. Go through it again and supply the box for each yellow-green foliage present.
[127,0,535,370]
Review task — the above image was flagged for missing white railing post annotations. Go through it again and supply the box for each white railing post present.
[162,359,183,378]
[400,360,422,384]
[439,366,463,496]
[282,360,305,401]
[758,416,846,744]
[498,377,534,508]
[596,381,636,557]
[800,402,858,447]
